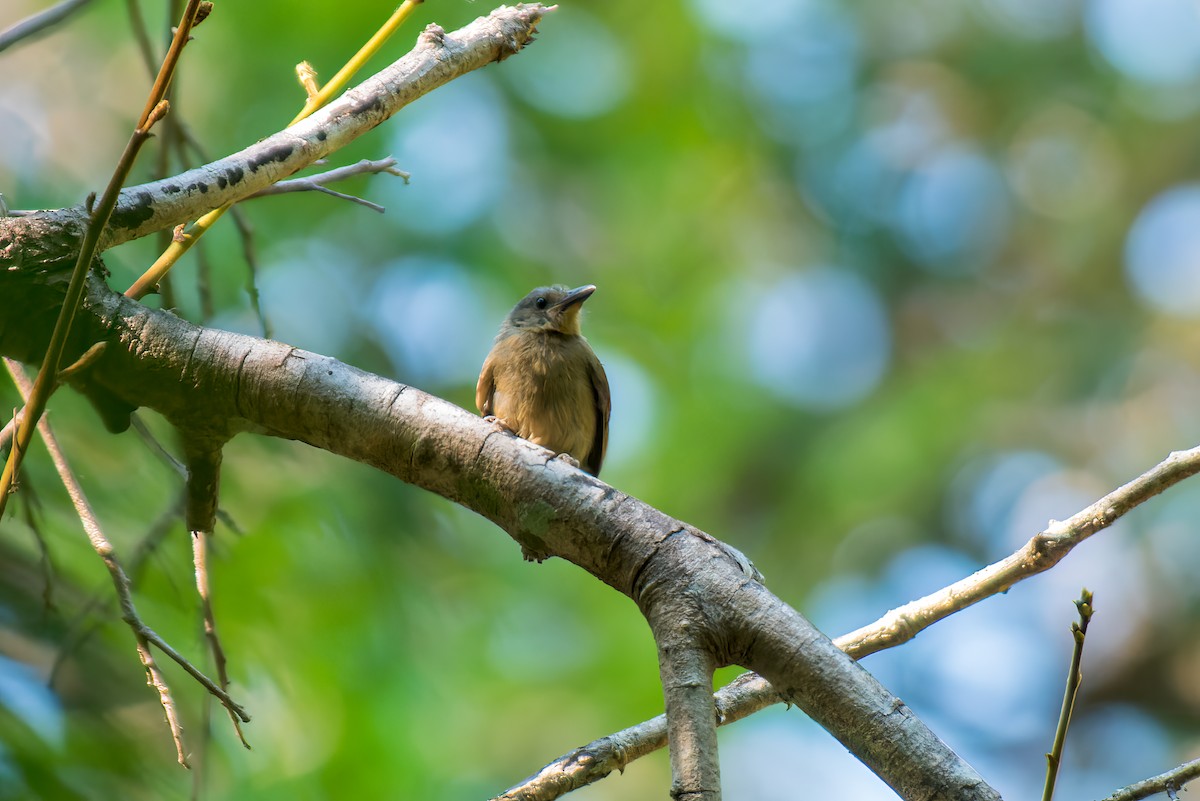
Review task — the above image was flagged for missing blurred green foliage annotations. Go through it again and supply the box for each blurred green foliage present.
[3,0,1200,798]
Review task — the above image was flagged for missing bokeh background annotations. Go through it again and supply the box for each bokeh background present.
[3,0,1200,798]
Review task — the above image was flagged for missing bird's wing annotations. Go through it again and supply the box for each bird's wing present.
[476,351,496,416]
[586,356,611,476]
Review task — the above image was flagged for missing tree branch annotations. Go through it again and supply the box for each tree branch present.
[1100,759,1200,801]
[0,0,99,54]
[650,604,721,801]
[88,4,551,251]
[27,279,996,800]
[244,157,409,213]
[497,443,1200,798]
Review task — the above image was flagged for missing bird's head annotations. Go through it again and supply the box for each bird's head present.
[502,284,596,337]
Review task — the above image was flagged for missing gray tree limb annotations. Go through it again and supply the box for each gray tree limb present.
[63,278,994,800]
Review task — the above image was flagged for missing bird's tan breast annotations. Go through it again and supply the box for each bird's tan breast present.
[485,332,598,463]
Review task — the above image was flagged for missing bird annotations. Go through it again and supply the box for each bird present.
[476,284,611,476]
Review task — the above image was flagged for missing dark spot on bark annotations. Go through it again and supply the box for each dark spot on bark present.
[316,130,327,142]
[163,184,181,195]
[351,94,384,116]
[216,175,227,189]
[110,191,155,230]
[226,166,244,186]
[247,143,295,173]
[189,182,208,194]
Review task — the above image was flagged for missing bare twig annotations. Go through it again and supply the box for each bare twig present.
[0,0,207,521]
[496,445,1200,800]
[0,0,99,53]
[192,528,248,749]
[14,476,54,611]
[1,409,17,453]
[4,358,191,765]
[1101,759,1200,801]
[245,157,408,212]
[1042,589,1093,801]
[49,494,185,690]
[6,360,249,744]
[125,0,159,77]
[231,206,269,337]
[56,342,106,383]
[135,632,190,767]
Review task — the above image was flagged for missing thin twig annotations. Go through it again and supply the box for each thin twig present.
[0,0,206,521]
[196,237,215,320]
[125,0,159,78]
[231,205,269,337]
[496,445,1200,800]
[1100,759,1200,801]
[191,528,249,748]
[15,477,54,612]
[245,157,409,212]
[4,358,190,765]
[1042,589,1093,801]
[0,0,99,53]
[290,0,424,125]
[135,632,190,767]
[1,408,17,454]
[56,342,107,383]
[49,494,185,690]
[6,360,249,735]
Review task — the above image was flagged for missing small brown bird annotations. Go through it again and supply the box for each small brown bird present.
[476,284,611,475]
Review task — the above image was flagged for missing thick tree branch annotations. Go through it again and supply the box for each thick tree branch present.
[9,278,992,800]
[649,601,721,801]
[498,442,1200,798]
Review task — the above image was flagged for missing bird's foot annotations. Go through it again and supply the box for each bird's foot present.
[553,452,581,470]
[483,415,515,435]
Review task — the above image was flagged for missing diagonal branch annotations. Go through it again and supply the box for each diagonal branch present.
[1101,759,1200,801]
[497,443,1200,799]
[92,4,552,253]
[0,0,100,54]
[51,282,998,800]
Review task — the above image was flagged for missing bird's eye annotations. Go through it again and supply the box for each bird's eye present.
[535,297,547,309]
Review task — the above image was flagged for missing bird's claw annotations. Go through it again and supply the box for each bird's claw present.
[553,452,581,470]
[483,415,515,435]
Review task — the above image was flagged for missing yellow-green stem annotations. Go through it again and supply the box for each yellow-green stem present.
[1042,589,1094,801]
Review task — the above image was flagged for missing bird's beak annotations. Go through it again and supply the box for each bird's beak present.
[552,285,596,311]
